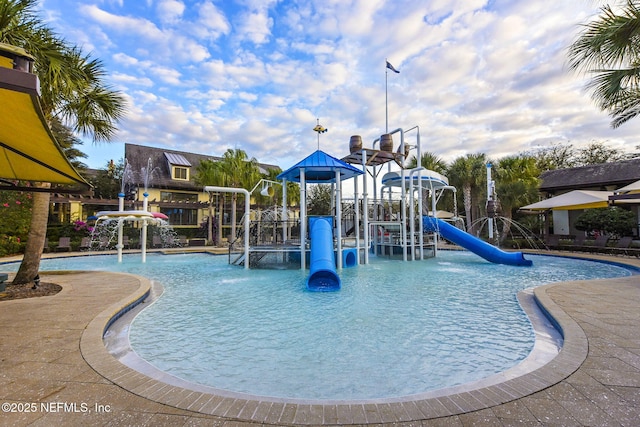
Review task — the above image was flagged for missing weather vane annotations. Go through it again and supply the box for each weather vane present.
[313,118,328,150]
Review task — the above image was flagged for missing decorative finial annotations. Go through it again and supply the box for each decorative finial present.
[313,118,328,150]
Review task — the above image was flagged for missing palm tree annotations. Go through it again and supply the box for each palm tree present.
[568,1,640,128]
[447,153,487,232]
[194,159,226,245]
[494,155,540,241]
[407,152,448,173]
[217,149,261,241]
[2,0,125,285]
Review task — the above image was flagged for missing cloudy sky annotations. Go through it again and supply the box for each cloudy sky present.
[39,0,640,171]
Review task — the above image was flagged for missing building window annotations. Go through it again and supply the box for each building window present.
[160,191,198,202]
[172,166,189,180]
[162,208,198,225]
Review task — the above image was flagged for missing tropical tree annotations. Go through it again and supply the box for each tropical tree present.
[407,152,450,215]
[193,159,226,245]
[2,0,125,285]
[494,155,540,241]
[447,153,487,232]
[216,149,261,241]
[569,1,640,128]
[528,142,577,171]
[407,152,448,173]
[575,140,629,165]
[307,184,333,215]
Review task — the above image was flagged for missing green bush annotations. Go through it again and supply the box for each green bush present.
[575,207,636,238]
[0,189,33,256]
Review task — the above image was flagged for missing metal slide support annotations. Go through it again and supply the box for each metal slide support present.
[354,175,360,264]
[335,169,342,269]
[300,169,306,270]
[203,186,250,269]
[282,178,288,243]
[409,167,425,261]
[362,151,369,264]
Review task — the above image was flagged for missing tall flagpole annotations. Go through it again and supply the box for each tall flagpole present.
[385,58,389,133]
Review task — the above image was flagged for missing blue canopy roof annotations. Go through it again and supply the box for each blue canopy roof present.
[277,150,363,183]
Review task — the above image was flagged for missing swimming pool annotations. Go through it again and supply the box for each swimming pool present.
[3,251,634,400]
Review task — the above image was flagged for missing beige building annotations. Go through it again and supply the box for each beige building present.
[50,143,280,240]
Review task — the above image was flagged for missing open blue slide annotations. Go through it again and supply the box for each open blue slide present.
[306,217,341,291]
[423,216,532,266]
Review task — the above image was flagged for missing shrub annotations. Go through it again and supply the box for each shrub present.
[575,207,636,238]
[0,188,33,256]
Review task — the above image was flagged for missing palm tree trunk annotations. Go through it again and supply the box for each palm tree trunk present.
[463,184,473,232]
[13,185,50,285]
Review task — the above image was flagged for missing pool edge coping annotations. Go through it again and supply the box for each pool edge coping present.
[78,262,609,425]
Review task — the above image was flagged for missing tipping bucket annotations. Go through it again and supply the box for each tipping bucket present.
[380,133,393,152]
[349,135,362,153]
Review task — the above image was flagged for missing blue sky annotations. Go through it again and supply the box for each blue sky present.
[39,0,640,171]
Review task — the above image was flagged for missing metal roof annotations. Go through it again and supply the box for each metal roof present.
[277,150,364,183]
[164,152,192,166]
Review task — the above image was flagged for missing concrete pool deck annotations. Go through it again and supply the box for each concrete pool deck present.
[0,250,639,426]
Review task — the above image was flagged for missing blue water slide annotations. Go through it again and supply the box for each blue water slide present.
[423,216,532,266]
[306,217,341,291]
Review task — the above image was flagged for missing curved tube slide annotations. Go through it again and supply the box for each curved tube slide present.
[306,217,341,291]
[423,216,532,266]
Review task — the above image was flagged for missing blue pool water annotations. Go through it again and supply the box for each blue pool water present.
[2,251,634,400]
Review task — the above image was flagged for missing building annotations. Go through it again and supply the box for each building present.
[50,143,280,240]
[533,158,640,236]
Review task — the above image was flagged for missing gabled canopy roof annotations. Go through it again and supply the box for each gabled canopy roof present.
[277,150,363,183]
[0,48,91,192]
[520,190,612,211]
[616,179,640,193]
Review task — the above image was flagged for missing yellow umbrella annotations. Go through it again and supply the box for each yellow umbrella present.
[0,43,91,191]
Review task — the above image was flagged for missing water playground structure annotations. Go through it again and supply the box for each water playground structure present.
[91,159,176,263]
[209,126,531,291]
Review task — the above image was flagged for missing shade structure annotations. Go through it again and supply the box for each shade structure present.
[0,60,91,190]
[615,179,640,193]
[520,190,612,211]
[277,150,363,183]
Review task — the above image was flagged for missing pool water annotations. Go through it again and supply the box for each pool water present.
[3,251,634,400]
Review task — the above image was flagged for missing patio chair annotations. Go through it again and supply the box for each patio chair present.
[544,234,560,249]
[55,237,71,252]
[615,236,633,249]
[582,235,609,253]
[79,237,91,251]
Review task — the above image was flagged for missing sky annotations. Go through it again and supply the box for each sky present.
[38,0,640,172]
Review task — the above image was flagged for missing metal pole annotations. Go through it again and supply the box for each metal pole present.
[487,163,494,240]
[409,167,426,261]
[354,175,360,264]
[362,152,369,264]
[300,169,306,270]
[385,62,388,133]
[141,192,148,263]
[335,170,342,269]
[203,186,251,269]
[282,178,287,243]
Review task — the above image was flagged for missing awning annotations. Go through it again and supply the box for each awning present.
[615,179,640,193]
[0,49,91,192]
[520,190,612,211]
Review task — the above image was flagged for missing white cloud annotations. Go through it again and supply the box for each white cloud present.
[42,0,640,171]
[156,0,185,25]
